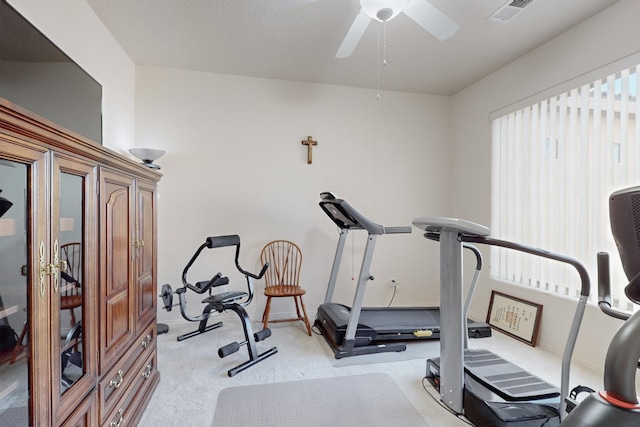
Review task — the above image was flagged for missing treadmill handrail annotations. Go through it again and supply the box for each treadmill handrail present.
[384,226,412,234]
[461,235,590,297]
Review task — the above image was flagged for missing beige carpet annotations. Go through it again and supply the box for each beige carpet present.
[0,407,28,427]
[212,372,430,426]
[137,320,602,427]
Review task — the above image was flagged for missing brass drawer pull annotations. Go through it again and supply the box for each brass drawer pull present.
[109,408,124,427]
[142,363,152,379]
[109,370,124,389]
[141,334,153,349]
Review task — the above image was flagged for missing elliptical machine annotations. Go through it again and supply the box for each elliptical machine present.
[561,186,640,426]
[159,235,278,376]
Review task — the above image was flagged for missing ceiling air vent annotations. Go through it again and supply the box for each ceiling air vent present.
[488,0,535,22]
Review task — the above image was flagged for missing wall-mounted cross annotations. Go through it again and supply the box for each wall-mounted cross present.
[301,136,317,164]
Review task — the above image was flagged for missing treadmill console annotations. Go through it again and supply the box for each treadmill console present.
[412,217,490,237]
[319,192,385,234]
[319,200,360,229]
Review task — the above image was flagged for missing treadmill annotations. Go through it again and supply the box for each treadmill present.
[315,193,491,359]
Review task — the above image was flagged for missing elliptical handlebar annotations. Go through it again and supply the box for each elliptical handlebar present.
[597,252,631,321]
[595,252,640,405]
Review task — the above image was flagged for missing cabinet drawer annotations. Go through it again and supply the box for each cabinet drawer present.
[102,350,158,427]
[99,323,155,424]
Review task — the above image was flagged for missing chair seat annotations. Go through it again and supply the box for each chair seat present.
[60,295,82,310]
[264,285,306,297]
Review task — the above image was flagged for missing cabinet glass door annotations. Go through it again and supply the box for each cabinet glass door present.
[51,154,96,421]
[58,171,84,394]
[0,160,30,426]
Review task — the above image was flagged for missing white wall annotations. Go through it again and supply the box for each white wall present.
[135,66,453,325]
[9,0,639,382]
[452,0,640,375]
[7,0,136,155]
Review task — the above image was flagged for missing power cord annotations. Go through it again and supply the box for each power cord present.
[387,279,398,307]
[421,377,475,426]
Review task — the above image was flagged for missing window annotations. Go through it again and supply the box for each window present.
[491,65,640,311]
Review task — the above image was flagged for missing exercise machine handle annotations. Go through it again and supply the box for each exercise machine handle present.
[206,235,240,248]
[597,252,630,321]
[238,262,269,280]
[182,242,209,289]
[182,234,266,289]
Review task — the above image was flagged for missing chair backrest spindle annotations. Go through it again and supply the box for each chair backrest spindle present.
[261,240,302,289]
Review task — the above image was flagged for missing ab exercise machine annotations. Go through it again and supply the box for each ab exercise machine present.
[159,235,277,377]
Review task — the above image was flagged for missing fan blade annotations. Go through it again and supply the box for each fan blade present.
[267,0,316,9]
[403,0,459,41]
[335,9,371,59]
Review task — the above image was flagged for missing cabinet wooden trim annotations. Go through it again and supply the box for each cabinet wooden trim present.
[0,98,161,182]
[135,180,157,330]
[99,169,137,373]
[50,152,100,424]
[59,393,98,427]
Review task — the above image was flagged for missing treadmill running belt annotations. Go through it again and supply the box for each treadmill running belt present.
[317,303,492,345]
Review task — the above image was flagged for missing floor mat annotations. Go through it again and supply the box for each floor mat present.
[211,372,430,427]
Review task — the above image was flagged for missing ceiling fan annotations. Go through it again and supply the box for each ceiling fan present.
[268,0,459,58]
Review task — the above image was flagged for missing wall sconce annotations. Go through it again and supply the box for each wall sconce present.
[129,148,166,170]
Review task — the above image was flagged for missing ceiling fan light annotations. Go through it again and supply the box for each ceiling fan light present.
[360,0,408,22]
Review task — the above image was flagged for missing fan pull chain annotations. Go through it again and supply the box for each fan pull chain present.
[376,22,387,101]
[383,20,387,66]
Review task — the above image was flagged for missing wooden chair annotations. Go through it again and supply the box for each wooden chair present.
[60,242,82,328]
[260,240,312,336]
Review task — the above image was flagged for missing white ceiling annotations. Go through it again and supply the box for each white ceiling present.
[85,0,619,96]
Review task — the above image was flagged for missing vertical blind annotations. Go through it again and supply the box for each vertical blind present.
[491,65,640,311]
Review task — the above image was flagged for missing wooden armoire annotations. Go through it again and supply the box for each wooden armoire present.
[0,98,160,426]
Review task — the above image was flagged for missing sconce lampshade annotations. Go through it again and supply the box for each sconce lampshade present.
[0,189,13,218]
[129,148,166,170]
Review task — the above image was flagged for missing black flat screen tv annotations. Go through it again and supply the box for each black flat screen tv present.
[0,1,102,144]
